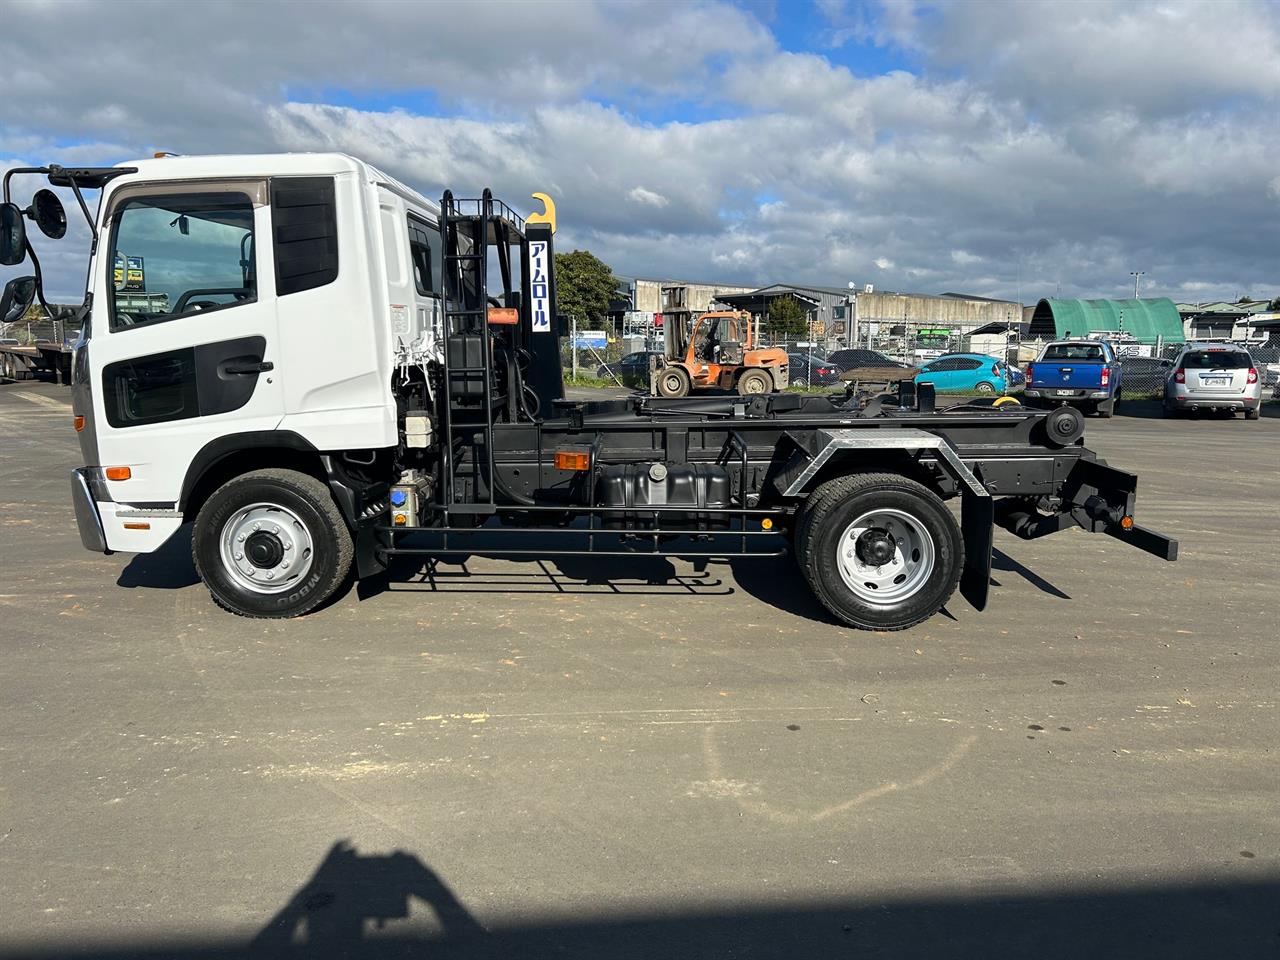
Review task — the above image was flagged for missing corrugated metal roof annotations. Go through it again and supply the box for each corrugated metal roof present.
[1030,298,1185,345]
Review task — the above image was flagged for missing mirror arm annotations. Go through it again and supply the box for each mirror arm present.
[64,177,97,244]
[2,166,50,205]
[25,242,50,313]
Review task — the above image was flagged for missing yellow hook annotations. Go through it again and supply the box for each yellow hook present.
[527,192,556,234]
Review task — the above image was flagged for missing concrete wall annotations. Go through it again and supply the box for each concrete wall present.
[633,279,757,314]
[854,293,1021,331]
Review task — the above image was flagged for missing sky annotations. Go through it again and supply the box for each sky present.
[2,0,1278,305]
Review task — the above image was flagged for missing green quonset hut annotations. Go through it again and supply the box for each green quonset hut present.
[1029,298,1185,345]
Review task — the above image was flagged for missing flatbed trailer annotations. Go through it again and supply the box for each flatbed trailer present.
[0,342,72,383]
[0,155,1177,630]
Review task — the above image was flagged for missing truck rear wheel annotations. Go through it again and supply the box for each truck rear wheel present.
[736,369,772,395]
[192,468,353,618]
[795,473,962,631]
[656,366,691,398]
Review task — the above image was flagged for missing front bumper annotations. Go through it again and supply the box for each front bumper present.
[71,468,110,554]
[71,467,184,554]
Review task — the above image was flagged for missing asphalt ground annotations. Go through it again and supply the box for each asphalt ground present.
[1,380,1277,959]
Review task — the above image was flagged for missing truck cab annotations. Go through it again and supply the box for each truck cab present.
[1024,339,1122,417]
[24,155,442,562]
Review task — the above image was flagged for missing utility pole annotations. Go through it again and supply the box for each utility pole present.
[1130,271,1145,299]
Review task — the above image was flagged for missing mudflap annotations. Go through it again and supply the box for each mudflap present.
[356,522,389,579]
[959,489,994,611]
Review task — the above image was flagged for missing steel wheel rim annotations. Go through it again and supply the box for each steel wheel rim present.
[661,372,684,393]
[219,502,315,594]
[976,382,995,394]
[742,374,767,394]
[836,508,935,605]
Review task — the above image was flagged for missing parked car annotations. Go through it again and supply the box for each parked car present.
[914,353,1008,394]
[1119,355,1173,392]
[1024,340,1122,417]
[1001,361,1025,390]
[786,352,838,387]
[1163,343,1262,419]
[826,348,911,373]
[596,350,664,387]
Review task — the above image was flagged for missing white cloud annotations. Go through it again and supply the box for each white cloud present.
[2,0,1278,304]
[627,187,670,208]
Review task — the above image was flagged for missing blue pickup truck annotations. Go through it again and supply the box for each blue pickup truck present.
[1024,340,1122,417]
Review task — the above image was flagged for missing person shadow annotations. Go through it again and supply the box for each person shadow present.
[249,840,485,955]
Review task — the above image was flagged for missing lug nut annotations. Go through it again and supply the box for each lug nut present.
[234,553,243,561]
[283,542,292,551]
[265,572,274,580]
[282,561,290,569]
[237,533,246,542]
[253,522,261,531]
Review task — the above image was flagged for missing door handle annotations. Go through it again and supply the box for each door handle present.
[222,360,274,376]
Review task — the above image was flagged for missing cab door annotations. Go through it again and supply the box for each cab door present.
[88,180,283,506]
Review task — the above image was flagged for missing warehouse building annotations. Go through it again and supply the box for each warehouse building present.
[717,285,1022,350]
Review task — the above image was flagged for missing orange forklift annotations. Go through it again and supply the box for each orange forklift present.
[652,309,789,397]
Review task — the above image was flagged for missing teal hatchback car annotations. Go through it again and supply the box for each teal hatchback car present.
[914,353,1008,394]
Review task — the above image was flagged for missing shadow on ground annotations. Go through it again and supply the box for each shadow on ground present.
[4,839,1275,960]
[117,524,199,589]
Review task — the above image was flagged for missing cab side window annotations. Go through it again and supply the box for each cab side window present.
[108,191,256,331]
[407,215,441,297]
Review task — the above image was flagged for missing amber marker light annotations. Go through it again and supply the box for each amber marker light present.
[74,415,85,432]
[122,522,151,530]
[104,466,131,481]
[554,450,591,472]
[761,518,774,530]
[1120,516,1135,530]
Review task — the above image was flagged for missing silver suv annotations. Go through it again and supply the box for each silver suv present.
[1163,343,1262,420]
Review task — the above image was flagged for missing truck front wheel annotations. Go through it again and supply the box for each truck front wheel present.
[192,468,353,618]
[795,473,962,630]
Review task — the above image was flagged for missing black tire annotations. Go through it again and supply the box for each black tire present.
[656,366,691,398]
[974,381,995,395]
[792,376,809,388]
[737,369,772,395]
[1245,407,1260,420]
[1097,397,1115,418]
[795,473,962,631]
[192,468,353,618]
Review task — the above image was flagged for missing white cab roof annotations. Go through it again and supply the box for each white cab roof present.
[114,152,438,213]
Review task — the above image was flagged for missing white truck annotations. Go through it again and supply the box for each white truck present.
[0,154,1177,628]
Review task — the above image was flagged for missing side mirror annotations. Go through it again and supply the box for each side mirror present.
[29,189,67,240]
[0,276,37,324]
[0,202,27,266]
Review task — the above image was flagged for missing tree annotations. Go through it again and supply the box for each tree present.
[554,250,617,329]
[766,295,808,338]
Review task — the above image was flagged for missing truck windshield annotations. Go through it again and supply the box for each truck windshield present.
[109,191,256,330]
[1043,344,1104,361]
